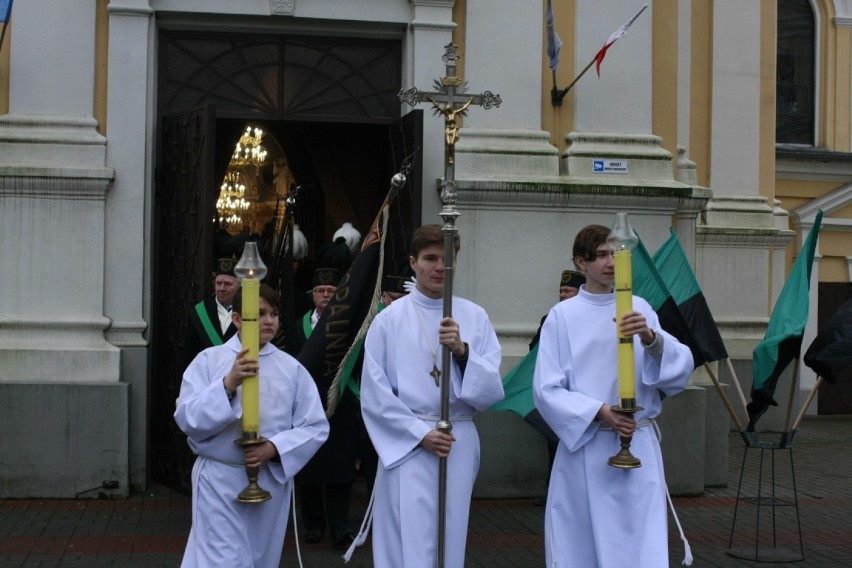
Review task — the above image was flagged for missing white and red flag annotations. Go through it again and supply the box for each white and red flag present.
[594,3,648,77]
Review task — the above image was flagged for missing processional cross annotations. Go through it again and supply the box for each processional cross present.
[397,42,501,568]
[398,42,502,202]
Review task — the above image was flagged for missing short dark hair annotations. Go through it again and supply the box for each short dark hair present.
[410,224,460,258]
[232,282,280,314]
[572,225,610,263]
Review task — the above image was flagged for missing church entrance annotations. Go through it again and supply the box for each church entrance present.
[150,29,421,491]
[816,283,852,415]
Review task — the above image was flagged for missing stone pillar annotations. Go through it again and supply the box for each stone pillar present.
[695,0,794,434]
[105,0,154,491]
[574,0,652,134]
[0,0,124,497]
[455,0,559,178]
[406,0,456,222]
[563,1,674,183]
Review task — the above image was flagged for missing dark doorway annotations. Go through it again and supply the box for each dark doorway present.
[151,29,420,491]
[816,282,852,414]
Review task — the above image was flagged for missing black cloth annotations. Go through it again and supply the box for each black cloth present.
[287,311,358,535]
[529,314,548,351]
[181,297,238,370]
[285,312,311,359]
[299,483,353,535]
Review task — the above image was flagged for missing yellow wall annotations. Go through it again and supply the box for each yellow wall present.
[0,19,10,114]
[540,0,575,152]
[652,0,679,179]
[689,1,712,188]
[776,179,843,199]
[95,0,108,136]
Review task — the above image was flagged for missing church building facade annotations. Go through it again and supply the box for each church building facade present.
[0,0,849,498]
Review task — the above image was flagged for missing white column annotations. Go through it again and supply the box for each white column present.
[563,1,673,181]
[455,0,559,177]
[407,0,456,221]
[105,0,154,490]
[710,0,761,198]
[104,0,152,348]
[0,0,116,383]
[573,0,652,134]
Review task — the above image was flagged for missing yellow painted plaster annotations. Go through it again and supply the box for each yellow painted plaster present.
[652,0,678,179]
[776,179,844,199]
[540,0,575,152]
[819,258,849,282]
[95,0,108,136]
[689,1,712,188]
[0,19,10,114]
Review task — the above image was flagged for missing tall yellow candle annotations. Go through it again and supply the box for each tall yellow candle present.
[240,277,260,434]
[613,248,636,408]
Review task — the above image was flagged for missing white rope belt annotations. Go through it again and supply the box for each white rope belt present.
[414,413,473,422]
[197,454,244,468]
[597,418,651,432]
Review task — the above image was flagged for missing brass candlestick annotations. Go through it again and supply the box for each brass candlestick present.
[606,213,642,469]
[234,432,272,503]
[607,403,644,469]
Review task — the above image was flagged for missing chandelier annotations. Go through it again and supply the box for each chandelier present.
[216,170,251,226]
[231,126,268,167]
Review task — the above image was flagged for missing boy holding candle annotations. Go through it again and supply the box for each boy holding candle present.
[175,283,329,568]
[532,224,693,567]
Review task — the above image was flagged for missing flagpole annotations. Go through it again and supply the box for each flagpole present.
[792,376,823,431]
[0,0,12,53]
[725,358,750,416]
[783,359,801,432]
[702,362,744,432]
[551,57,597,106]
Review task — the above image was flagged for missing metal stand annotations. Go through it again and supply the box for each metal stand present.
[727,432,804,563]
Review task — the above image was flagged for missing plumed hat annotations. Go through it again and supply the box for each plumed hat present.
[292,224,309,261]
[333,222,362,254]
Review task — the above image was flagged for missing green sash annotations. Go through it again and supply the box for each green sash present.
[195,301,224,346]
[302,311,313,339]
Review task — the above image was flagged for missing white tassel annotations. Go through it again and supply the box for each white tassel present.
[343,484,376,562]
[291,483,305,568]
[654,420,693,566]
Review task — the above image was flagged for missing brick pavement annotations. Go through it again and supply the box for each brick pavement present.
[1,415,850,567]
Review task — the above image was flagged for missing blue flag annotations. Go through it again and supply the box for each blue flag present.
[546,0,562,72]
[0,0,11,24]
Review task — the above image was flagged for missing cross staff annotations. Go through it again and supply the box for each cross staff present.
[399,42,502,176]
[398,42,501,568]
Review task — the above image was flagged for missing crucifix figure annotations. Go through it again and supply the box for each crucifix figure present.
[397,42,501,568]
[399,43,501,179]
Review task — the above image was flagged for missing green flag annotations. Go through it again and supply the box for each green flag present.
[652,229,728,364]
[632,238,700,367]
[491,344,539,418]
[749,210,823,429]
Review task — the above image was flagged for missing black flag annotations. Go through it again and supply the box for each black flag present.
[804,297,852,383]
[297,177,402,416]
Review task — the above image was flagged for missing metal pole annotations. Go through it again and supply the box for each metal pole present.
[436,181,459,568]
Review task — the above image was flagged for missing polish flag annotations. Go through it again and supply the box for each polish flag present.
[594,3,648,77]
